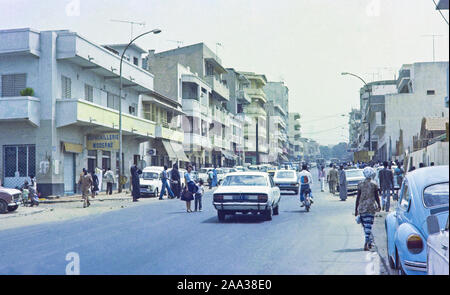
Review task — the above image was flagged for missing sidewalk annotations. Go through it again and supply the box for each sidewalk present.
[39,191,133,204]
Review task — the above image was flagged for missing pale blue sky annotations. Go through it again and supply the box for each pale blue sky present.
[1,0,448,145]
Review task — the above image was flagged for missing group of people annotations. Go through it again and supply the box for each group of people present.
[78,167,116,208]
[322,164,348,201]
[129,163,205,213]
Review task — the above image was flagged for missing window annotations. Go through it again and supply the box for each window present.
[61,75,71,99]
[400,181,411,210]
[423,182,449,208]
[129,105,136,116]
[1,73,26,97]
[107,92,120,110]
[3,145,36,178]
[133,57,139,66]
[427,90,435,95]
[84,84,93,102]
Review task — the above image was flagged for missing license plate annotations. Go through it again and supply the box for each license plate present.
[233,195,248,201]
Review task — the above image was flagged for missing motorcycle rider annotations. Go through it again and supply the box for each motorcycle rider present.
[298,164,313,207]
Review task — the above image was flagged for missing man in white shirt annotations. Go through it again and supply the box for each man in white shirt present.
[298,164,314,207]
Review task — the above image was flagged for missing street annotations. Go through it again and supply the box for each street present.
[0,169,387,275]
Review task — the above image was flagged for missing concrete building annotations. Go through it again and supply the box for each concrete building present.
[264,82,289,164]
[348,108,362,149]
[0,28,184,196]
[239,72,268,164]
[288,112,303,161]
[380,62,449,161]
[146,43,236,168]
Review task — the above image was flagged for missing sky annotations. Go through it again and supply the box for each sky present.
[1,0,448,145]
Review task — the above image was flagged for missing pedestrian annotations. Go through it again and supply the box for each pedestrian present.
[194,179,204,212]
[430,162,435,166]
[355,167,381,251]
[207,169,214,189]
[409,166,416,172]
[378,161,394,212]
[130,164,142,202]
[170,163,181,199]
[95,167,103,192]
[104,167,115,195]
[78,168,93,208]
[211,165,218,187]
[393,163,404,200]
[181,165,197,212]
[159,165,174,200]
[419,162,425,168]
[91,170,99,198]
[327,164,338,195]
[318,165,325,192]
[338,165,347,201]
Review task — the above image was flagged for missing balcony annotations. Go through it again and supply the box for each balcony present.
[55,99,155,140]
[0,28,41,57]
[182,99,201,117]
[236,90,251,104]
[210,135,224,149]
[245,88,267,104]
[155,125,184,143]
[245,104,266,118]
[0,96,40,126]
[204,75,229,101]
[183,133,211,149]
[272,116,287,130]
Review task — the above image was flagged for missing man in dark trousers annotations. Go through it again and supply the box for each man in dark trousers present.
[379,161,394,212]
[130,164,142,202]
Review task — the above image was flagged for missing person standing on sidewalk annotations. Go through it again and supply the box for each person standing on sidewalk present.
[159,165,174,200]
[130,164,142,202]
[194,179,204,212]
[91,170,99,198]
[327,164,338,194]
[379,161,394,212]
[104,167,115,195]
[338,165,347,201]
[170,163,182,199]
[78,168,93,208]
[355,167,381,251]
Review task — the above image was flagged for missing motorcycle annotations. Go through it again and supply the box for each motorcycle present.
[301,188,312,212]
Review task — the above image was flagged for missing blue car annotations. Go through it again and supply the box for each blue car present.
[385,165,449,275]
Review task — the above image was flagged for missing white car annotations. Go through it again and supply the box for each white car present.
[273,169,299,194]
[139,167,163,197]
[426,215,449,275]
[197,168,213,183]
[345,169,365,194]
[212,172,281,221]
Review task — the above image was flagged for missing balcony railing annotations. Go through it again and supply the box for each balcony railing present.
[245,88,267,103]
[204,75,229,101]
[155,125,184,143]
[0,96,40,126]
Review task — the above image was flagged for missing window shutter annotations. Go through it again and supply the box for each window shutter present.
[85,84,93,102]
[1,74,26,97]
[61,76,71,99]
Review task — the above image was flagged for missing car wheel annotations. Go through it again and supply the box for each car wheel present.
[7,205,18,212]
[217,210,226,222]
[0,200,8,214]
[263,207,272,221]
[273,204,279,215]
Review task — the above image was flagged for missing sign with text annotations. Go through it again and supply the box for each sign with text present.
[87,133,119,150]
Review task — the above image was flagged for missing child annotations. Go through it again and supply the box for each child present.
[194,179,204,212]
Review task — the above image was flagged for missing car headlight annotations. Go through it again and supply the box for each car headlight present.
[407,234,423,254]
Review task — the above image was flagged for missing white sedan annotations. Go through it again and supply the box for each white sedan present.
[212,172,281,222]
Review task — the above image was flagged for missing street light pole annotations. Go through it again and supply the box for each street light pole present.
[341,72,372,152]
[118,28,161,193]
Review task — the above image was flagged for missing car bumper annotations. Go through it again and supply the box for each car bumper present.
[140,189,157,196]
[8,201,21,207]
[403,260,427,274]
[213,202,269,211]
[275,184,298,190]
[347,185,358,192]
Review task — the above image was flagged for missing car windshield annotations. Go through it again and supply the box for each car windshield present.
[276,171,295,178]
[141,172,159,179]
[346,170,364,178]
[222,175,267,186]
[423,182,449,208]
[198,169,209,174]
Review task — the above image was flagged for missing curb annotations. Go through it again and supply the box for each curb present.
[39,197,133,204]
[0,208,47,219]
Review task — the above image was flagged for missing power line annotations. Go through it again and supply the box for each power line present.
[302,124,348,135]
[300,112,347,124]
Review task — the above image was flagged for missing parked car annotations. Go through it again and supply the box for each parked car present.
[385,165,449,275]
[345,169,365,194]
[0,186,22,213]
[139,167,163,197]
[273,169,299,194]
[212,172,281,221]
[197,168,212,183]
[426,215,449,275]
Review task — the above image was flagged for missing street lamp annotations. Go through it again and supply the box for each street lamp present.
[341,72,372,152]
[118,28,161,193]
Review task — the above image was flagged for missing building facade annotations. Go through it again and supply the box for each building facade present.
[288,112,303,161]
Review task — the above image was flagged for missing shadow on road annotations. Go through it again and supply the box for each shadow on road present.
[202,214,265,224]
[333,248,364,253]
[283,210,309,214]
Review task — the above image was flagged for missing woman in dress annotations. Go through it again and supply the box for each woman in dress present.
[181,165,197,212]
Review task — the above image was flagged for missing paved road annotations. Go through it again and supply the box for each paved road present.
[0,169,381,275]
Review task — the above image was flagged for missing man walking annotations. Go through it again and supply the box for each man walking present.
[379,161,394,212]
[327,164,338,194]
[338,165,347,201]
[78,168,93,208]
[130,164,142,202]
[159,165,174,200]
[104,167,115,195]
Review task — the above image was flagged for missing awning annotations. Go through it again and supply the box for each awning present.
[222,150,237,160]
[63,142,83,153]
[170,141,190,162]
[162,140,177,159]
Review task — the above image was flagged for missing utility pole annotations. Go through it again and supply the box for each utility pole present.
[255,117,260,165]
[111,19,146,41]
[421,34,444,62]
